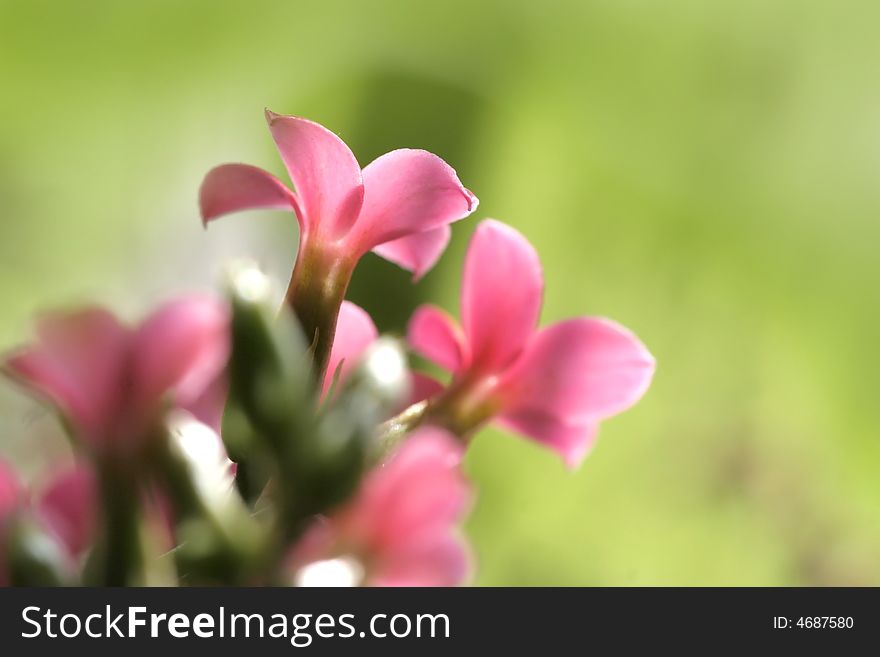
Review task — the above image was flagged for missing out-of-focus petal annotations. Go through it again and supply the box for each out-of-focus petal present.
[37,465,95,559]
[371,225,450,281]
[294,428,471,587]
[344,428,468,549]
[372,533,472,587]
[496,410,598,469]
[407,305,469,373]
[350,149,477,254]
[323,301,379,398]
[500,317,655,424]
[133,296,230,412]
[461,220,543,373]
[4,309,129,441]
[264,110,364,238]
[0,460,21,518]
[0,460,19,586]
[199,163,300,224]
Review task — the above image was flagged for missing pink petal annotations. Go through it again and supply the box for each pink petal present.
[500,317,655,425]
[199,163,300,224]
[0,460,21,518]
[37,465,96,559]
[348,149,477,255]
[291,429,471,587]
[4,309,130,442]
[371,225,450,281]
[133,296,230,413]
[496,410,598,469]
[345,428,469,550]
[461,220,543,372]
[407,305,469,373]
[323,301,378,398]
[264,110,364,238]
[371,533,472,587]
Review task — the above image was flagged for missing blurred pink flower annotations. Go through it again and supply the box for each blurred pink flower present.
[408,219,656,468]
[0,461,96,586]
[35,465,97,561]
[200,110,478,281]
[3,297,229,458]
[292,428,471,587]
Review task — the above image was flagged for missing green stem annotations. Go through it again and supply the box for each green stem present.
[95,466,143,586]
[375,377,503,457]
[157,441,210,521]
[375,400,429,459]
[374,380,500,457]
[285,243,355,386]
[155,435,266,585]
[424,377,501,437]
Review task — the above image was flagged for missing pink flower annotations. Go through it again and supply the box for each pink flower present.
[408,220,655,468]
[199,111,477,384]
[0,461,96,586]
[3,297,229,459]
[292,428,471,587]
[200,110,478,281]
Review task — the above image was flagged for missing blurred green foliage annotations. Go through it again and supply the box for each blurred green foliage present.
[1,0,878,584]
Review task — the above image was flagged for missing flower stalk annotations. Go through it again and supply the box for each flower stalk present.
[285,243,355,386]
[91,463,144,586]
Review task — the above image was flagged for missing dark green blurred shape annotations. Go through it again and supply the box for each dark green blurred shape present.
[336,70,484,333]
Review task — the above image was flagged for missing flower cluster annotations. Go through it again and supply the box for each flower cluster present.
[0,112,654,586]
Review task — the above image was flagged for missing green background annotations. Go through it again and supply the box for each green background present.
[1,0,878,584]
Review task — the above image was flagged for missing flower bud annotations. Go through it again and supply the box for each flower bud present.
[287,339,411,518]
[225,261,316,455]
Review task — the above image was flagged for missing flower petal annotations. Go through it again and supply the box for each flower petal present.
[0,460,21,519]
[37,465,96,559]
[372,533,472,587]
[199,163,299,224]
[133,296,230,413]
[324,301,378,398]
[461,220,543,372]
[501,317,655,424]
[346,428,468,549]
[371,225,451,281]
[496,410,598,469]
[292,429,470,587]
[407,305,469,373]
[264,110,364,238]
[4,309,129,442]
[349,149,477,254]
